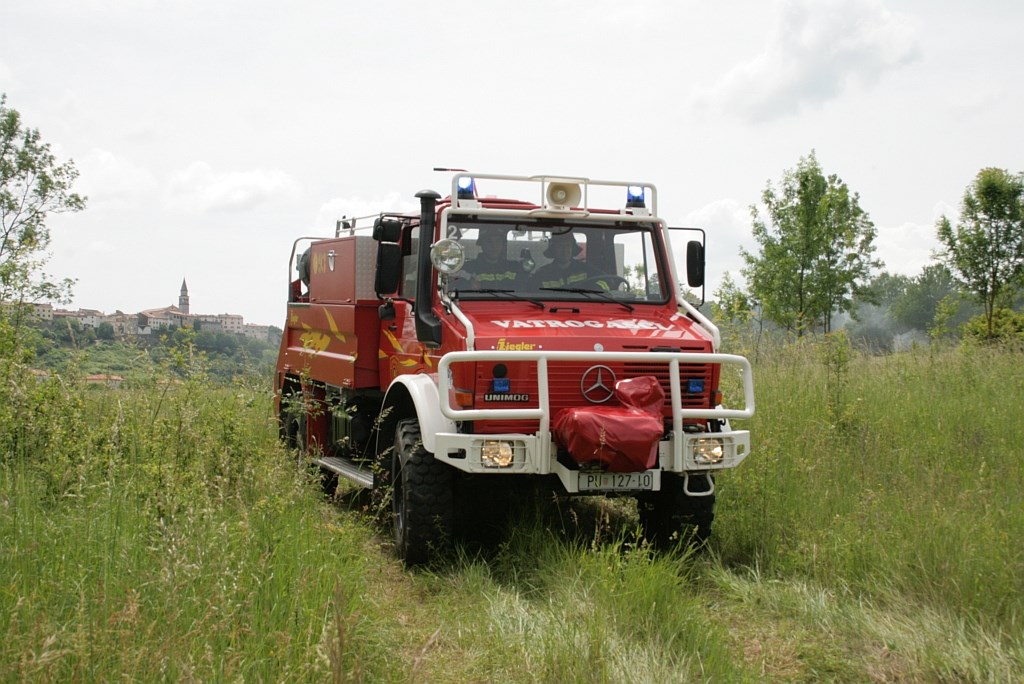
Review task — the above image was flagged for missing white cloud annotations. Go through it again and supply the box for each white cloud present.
[85,239,119,254]
[677,198,755,293]
[875,220,941,277]
[932,200,957,223]
[166,161,301,213]
[76,148,160,209]
[691,0,919,122]
[0,61,15,90]
[311,193,419,233]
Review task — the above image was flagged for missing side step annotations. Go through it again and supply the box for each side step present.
[316,456,374,489]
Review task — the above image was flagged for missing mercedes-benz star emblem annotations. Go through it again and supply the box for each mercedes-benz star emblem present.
[580,365,616,404]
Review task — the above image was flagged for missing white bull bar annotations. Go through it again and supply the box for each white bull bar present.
[432,350,754,488]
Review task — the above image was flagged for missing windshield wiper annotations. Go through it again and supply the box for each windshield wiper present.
[539,287,635,312]
[455,288,546,309]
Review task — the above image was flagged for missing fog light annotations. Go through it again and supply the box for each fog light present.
[693,438,725,464]
[481,440,514,468]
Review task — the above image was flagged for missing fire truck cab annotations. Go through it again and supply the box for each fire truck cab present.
[276,172,754,565]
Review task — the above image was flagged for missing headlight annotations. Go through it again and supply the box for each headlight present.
[430,239,465,274]
[693,438,725,465]
[481,440,514,468]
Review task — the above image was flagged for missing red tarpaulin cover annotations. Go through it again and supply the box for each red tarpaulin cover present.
[551,376,665,473]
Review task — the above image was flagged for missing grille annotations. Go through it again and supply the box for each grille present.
[474,353,714,419]
[545,361,711,411]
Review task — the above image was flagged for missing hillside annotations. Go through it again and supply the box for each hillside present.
[24,319,282,382]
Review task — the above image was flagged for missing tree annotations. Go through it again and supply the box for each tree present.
[742,151,879,336]
[888,263,961,333]
[1,94,85,306]
[961,307,1024,342]
[712,272,755,325]
[936,167,1024,339]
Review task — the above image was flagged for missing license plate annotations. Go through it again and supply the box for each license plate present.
[578,471,654,492]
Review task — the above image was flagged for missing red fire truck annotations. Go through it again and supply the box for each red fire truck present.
[276,172,754,565]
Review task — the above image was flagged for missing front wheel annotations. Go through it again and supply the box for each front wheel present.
[391,418,454,566]
[637,473,715,549]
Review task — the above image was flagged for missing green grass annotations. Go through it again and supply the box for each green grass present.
[717,341,1024,624]
[410,510,744,683]
[0,368,410,681]
[2,338,1024,681]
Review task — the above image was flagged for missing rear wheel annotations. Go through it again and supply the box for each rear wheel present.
[391,418,454,566]
[280,385,307,452]
[637,473,715,549]
[280,384,337,495]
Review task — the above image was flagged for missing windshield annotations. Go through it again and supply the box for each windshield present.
[443,219,669,304]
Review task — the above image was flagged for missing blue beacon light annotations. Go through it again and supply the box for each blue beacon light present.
[457,176,476,199]
[626,185,646,208]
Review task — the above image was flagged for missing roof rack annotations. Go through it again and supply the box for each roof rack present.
[449,172,658,217]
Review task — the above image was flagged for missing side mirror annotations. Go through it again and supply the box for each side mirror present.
[373,217,402,242]
[375,242,402,294]
[686,241,705,288]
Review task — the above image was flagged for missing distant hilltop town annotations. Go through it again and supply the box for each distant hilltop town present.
[23,279,275,341]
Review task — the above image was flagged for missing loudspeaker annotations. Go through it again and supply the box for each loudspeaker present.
[545,182,582,209]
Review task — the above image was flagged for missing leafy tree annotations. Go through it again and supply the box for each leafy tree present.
[961,308,1024,342]
[936,167,1024,339]
[712,272,755,325]
[742,151,879,336]
[195,330,218,352]
[1,94,85,305]
[867,271,911,308]
[889,263,961,333]
[711,271,767,357]
[96,321,115,341]
[55,317,82,346]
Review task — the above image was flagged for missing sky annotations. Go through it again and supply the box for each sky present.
[2,0,1022,326]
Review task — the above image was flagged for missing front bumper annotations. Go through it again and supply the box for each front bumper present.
[432,427,750,493]
[433,349,754,493]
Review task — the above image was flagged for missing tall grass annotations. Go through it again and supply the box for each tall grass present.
[4,330,1024,681]
[717,337,1024,638]
[0,353,405,681]
[412,509,745,683]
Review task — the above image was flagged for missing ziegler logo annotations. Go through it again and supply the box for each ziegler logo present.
[484,393,530,402]
[496,338,536,351]
[492,319,675,331]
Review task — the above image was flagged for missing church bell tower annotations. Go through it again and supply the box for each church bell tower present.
[179,278,190,314]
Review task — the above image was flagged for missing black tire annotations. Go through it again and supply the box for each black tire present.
[280,386,337,495]
[391,418,454,566]
[637,473,715,549]
[454,475,520,545]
